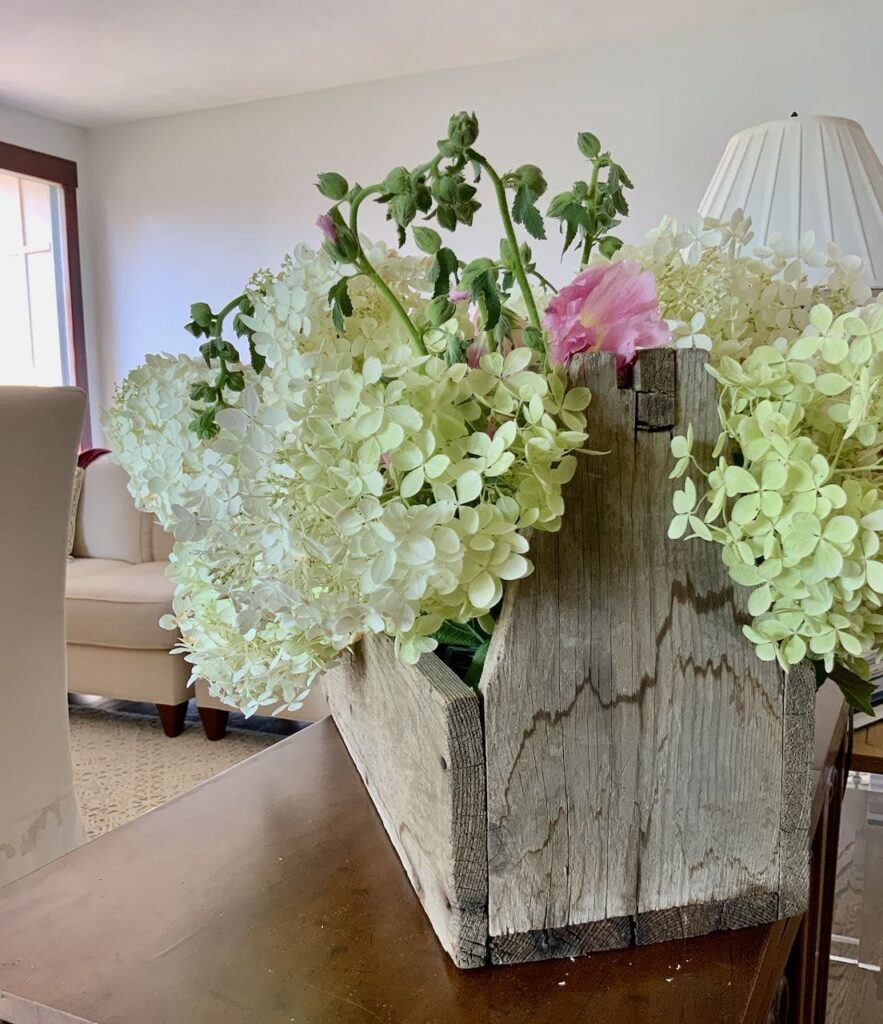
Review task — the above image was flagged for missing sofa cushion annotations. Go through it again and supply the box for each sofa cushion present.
[72,457,149,563]
[66,559,177,651]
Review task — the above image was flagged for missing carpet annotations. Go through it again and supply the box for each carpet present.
[68,704,281,838]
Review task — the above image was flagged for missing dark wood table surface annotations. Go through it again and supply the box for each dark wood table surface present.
[0,685,847,1024]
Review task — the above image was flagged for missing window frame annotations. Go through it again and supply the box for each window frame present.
[0,140,91,445]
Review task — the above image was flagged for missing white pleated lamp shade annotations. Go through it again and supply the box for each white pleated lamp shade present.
[699,115,883,287]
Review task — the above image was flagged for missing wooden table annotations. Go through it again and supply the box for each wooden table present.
[0,684,848,1024]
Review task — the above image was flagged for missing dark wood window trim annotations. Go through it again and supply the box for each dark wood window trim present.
[0,140,91,445]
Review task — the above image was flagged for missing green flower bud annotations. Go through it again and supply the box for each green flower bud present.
[434,175,457,204]
[325,223,360,264]
[426,295,456,327]
[512,164,547,197]
[448,111,479,149]
[382,166,411,195]
[412,226,442,254]
[577,132,601,159]
[316,172,349,200]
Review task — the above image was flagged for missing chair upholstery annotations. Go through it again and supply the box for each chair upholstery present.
[66,559,178,650]
[66,453,191,717]
[0,387,88,886]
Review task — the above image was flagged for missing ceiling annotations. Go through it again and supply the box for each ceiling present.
[0,0,842,128]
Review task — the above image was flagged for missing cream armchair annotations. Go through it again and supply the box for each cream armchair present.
[0,387,88,886]
[66,454,191,736]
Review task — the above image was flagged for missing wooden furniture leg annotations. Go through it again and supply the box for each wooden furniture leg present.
[198,706,229,741]
[156,701,188,738]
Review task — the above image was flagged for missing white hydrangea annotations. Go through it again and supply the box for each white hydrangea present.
[105,242,588,715]
[618,210,873,363]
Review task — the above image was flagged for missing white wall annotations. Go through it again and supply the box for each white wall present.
[0,103,101,440]
[85,0,882,417]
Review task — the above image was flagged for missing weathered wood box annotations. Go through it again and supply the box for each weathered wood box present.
[322,348,815,969]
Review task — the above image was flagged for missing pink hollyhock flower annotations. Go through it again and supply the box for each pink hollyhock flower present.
[316,214,337,244]
[449,287,471,303]
[543,261,670,368]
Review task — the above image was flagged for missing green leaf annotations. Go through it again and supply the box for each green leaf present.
[470,269,502,331]
[412,226,442,254]
[598,236,623,258]
[316,172,349,200]
[190,302,213,328]
[248,337,266,374]
[328,277,354,334]
[433,620,481,649]
[430,247,459,298]
[523,326,545,352]
[464,640,490,687]
[830,664,877,716]
[189,381,217,403]
[199,340,217,366]
[512,184,546,241]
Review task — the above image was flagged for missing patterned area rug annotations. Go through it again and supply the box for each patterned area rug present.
[69,705,281,838]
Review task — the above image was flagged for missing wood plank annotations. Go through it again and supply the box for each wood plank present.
[481,351,639,948]
[480,349,809,961]
[779,661,816,918]
[322,634,488,968]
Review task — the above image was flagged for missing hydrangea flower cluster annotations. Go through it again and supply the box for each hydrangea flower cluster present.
[619,211,872,362]
[669,302,883,704]
[105,242,588,715]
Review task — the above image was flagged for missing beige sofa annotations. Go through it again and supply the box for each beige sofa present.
[66,454,191,735]
[66,452,329,739]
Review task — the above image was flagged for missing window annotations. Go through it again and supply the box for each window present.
[0,142,90,443]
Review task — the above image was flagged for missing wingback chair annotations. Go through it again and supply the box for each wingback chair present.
[0,387,88,886]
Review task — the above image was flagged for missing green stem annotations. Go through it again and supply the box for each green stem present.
[580,161,602,268]
[473,156,542,333]
[212,294,246,338]
[349,187,427,355]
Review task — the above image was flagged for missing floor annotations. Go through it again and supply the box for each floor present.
[67,695,300,837]
[827,771,883,1022]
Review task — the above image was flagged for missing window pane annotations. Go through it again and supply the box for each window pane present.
[0,171,73,386]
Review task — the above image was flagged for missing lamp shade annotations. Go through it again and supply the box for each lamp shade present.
[699,115,883,287]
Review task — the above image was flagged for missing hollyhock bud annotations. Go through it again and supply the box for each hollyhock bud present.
[316,214,337,245]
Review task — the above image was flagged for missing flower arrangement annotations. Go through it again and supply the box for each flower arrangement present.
[622,216,882,711]
[106,112,881,717]
[106,114,669,714]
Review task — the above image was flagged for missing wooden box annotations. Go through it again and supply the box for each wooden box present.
[322,349,815,969]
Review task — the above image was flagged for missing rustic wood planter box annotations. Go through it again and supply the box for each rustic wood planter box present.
[322,348,815,969]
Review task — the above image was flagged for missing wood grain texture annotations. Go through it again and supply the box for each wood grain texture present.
[480,348,813,962]
[778,661,816,918]
[0,696,844,1024]
[322,634,487,967]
